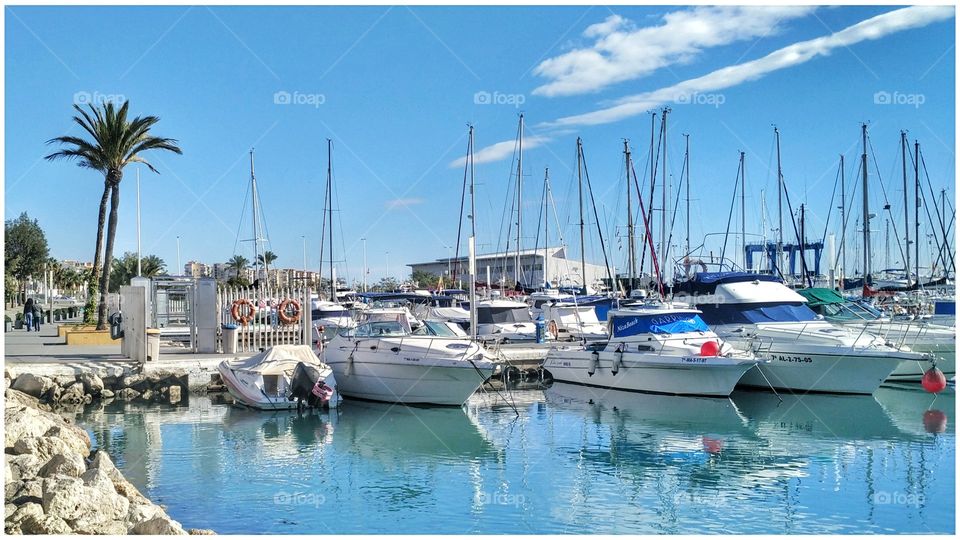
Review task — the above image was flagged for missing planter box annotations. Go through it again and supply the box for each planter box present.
[64,328,116,346]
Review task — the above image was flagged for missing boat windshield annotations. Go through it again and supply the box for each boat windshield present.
[412,320,466,337]
[610,312,710,338]
[698,302,818,325]
[477,307,531,324]
[818,302,878,322]
[350,321,409,337]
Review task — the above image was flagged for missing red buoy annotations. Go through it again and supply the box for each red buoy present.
[702,436,724,454]
[700,341,720,357]
[921,366,947,394]
[923,410,948,433]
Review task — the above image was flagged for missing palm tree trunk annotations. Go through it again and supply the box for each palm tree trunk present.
[96,183,121,330]
[85,180,110,324]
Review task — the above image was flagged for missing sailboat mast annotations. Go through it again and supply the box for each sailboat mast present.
[775,127,784,276]
[515,114,524,288]
[468,125,478,340]
[327,139,336,302]
[740,151,746,270]
[684,134,690,264]
[250,149,262,285]
[577,137,586,292]
[543,167,550,288]
[625,140,636,288]
[914,140,921,285]
[861,123,871,282]
[901,131,911,285]
[800,203,806,283]
[840,154,846,282]
[646,112,657,279]
[661,108,670,278]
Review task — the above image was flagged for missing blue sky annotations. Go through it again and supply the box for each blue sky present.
[5,5,955,283]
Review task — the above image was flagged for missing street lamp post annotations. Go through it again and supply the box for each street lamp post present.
[176,236,181,277]
[361,237,367,293]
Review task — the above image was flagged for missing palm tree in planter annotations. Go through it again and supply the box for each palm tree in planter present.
[44,100,182,330]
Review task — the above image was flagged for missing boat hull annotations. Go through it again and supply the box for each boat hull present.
[735,345,910,394]
[543,349,757,397]
[325,340,496,406]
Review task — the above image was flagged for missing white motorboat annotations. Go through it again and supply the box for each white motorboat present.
[474,298,539,342]
[543,305,760,397]
[324,310,497,406]
[541,303,608,341]
[218,345,341,410]
[674,273,933,395]
[797,288,955,382]
[310,298,357,342]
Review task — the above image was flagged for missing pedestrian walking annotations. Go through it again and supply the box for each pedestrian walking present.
[32,301,42,332]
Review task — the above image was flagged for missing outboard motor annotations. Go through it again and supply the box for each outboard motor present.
[288,362,334,411]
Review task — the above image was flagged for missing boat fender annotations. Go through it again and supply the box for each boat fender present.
[588,351,599,377]
[612,343,625,375]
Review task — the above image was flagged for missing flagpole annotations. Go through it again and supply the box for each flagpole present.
[136,168,142,277]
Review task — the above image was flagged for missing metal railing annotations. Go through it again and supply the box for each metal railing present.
[218,285,310,353]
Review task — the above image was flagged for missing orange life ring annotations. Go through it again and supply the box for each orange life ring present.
[231,299,255,325]
[278,299,302,325]
[547,319,559,340]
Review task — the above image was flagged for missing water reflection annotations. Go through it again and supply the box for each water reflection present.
[75,384,954,534]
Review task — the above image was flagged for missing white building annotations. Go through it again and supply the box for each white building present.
[407,246,610,289]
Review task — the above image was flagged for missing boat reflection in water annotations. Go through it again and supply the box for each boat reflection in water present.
[536,382,953,533]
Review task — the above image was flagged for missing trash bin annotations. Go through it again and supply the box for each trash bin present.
[222,323,239,354]
[146,329,161,362]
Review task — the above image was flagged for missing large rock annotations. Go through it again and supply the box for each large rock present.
[71,519,128,535]
[116,387,141,401]
[101,388,115,399]
[4,404,60,449]
[130,515,188,535]
[6,452,43,481]
[5,501,44,534]
[88,451,150,505]
[57,382,86,404]
[53,375,77,389]
[38,452,87,478]
[11,373,53,399]
[188,528,217,535]
[21,513,74,534]
[79,372,105,396]
[120,373,149,391]
[5,388,44,410]
[10,478,44,506]
[41,474,129,524]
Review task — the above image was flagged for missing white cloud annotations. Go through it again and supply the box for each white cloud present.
[532,6,816,97]
[448,135,550,168]
[543,5,955,128]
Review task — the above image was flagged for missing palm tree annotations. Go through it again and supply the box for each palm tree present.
[44,100,182,330]
[226,255,250,286]
[257,251,278,274]
[109,252,167,292]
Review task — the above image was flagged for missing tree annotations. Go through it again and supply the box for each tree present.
[45,100,182,329]
[4,212,49,304]
[410,270,440,289]
[109,252,167,292]
[373,277,399,292]
[225,255,250,287]
[257,251,278,274]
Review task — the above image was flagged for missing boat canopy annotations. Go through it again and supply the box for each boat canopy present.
[610,312,710,338]
[549,306,601,326]
[697,302,818,325]
[477,306,532,324]
[674,272,782,295]
[429,307,470,322]
[796,288,845,307]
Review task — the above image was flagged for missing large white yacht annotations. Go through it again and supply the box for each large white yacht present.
[673,273,933,394]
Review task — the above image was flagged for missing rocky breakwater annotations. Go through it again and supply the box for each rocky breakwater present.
[3,389,215,534]
[6,368,187,410]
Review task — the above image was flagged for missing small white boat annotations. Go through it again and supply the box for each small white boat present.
[324,310,497,406]
[543,305,759,397]
[218,345,341,410]
[541,303,608,341]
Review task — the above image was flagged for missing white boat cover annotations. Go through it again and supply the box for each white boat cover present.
[430,307,470,321]
[222,344,319,375]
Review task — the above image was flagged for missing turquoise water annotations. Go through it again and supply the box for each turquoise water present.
[77,384,954,534]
